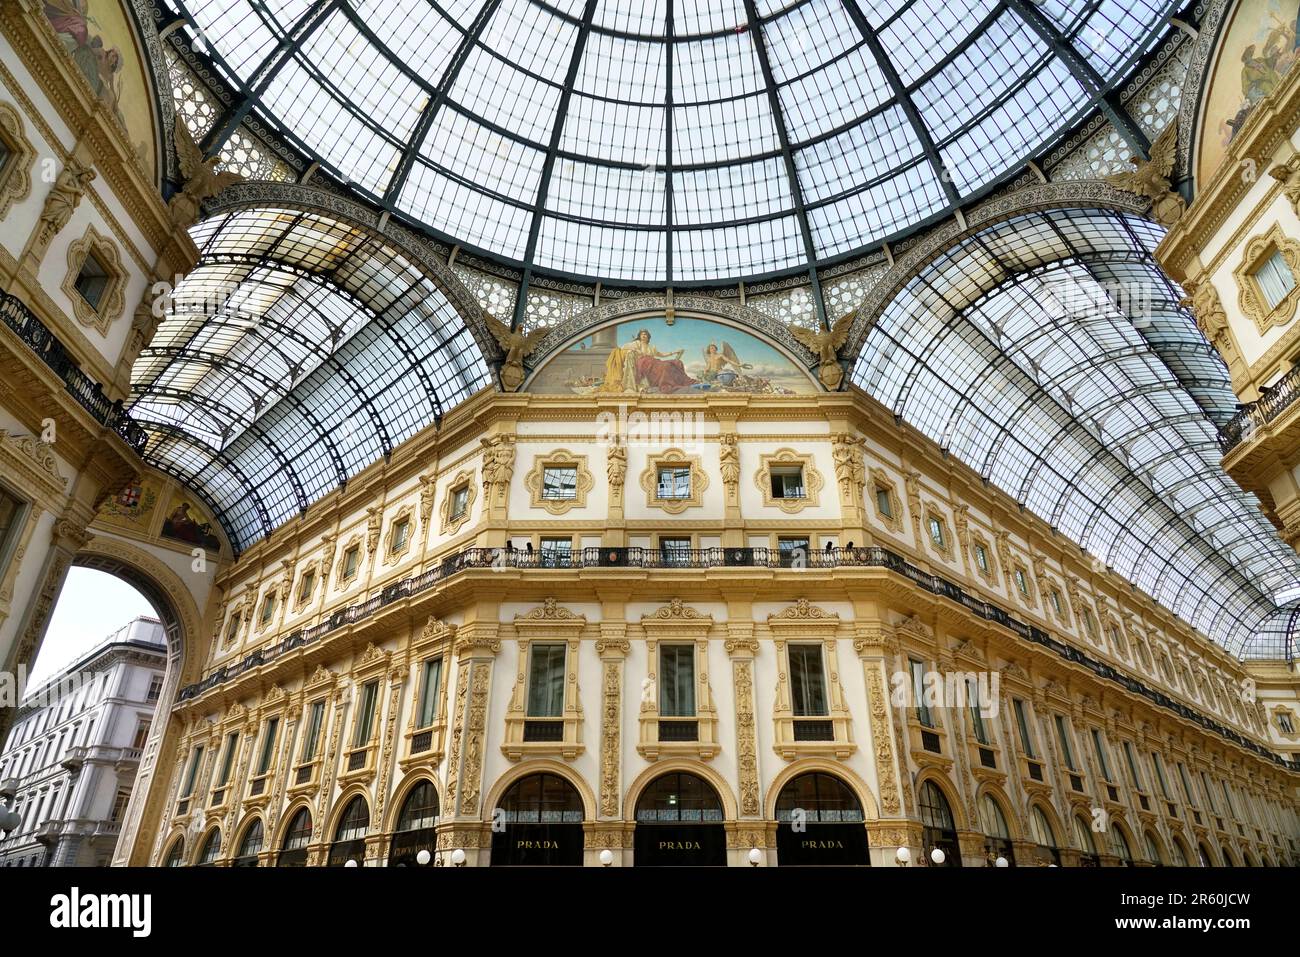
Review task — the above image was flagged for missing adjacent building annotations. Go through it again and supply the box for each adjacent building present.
[0,617,165,867]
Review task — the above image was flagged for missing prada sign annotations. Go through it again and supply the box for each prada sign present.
[777,824,869,866]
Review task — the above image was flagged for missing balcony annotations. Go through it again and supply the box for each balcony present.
[0,777,17,799]
[1218,362,1300,454]
[34,820,61,845]
[60,746,87,771]
[114,747,142,771]
[0,290,146,452]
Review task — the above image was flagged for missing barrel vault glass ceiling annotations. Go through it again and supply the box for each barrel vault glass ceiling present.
[851,209,1300,659]
[172,0,1176,284]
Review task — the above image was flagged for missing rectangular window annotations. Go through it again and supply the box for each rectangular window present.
[224,615,240,647]
[0,486,27,580]
[1221,781,1236,817]
[778,537,810,567]
[256,718,279,776]
[769,466,805,499]
[656,466,691,500]
[541,466,578,500]
[1279,712,1295,734]
[1201,771,1218,812]
[974,543,989,573]
[1123,741,1143,790]
[1090,728,1112,782]
[146,676,162,702]
[659,645,696,717]
[659,537,692,566]
[1151,752,1171,799]
[74,251,110,310]
[967,677,989,745]
[181,746,204,798]
[217,733,238,787]
[1254,249,1296,309]
[927,516,945,548]
[301,700,325,761]
[788,645,827,716]
[132,719,151,750]
[539,537,572,567]
[526,644,566,718]
[875,486,893,518]
[342,546,359,580]
[450,485,469,519]
[1054,715,1076,771]
[1082,608,1098,641]
[260,593,275,625]
[1013,699,1035,758]
[1050,589,1063,616]
[109,789,130,823]
[1014,568,1030,596]
[416,658,443,728]
[298,567,315,603]
[910,658,933,728]
[391,518,410,553]
[352,681,379,748]
[1178,763,1196,807]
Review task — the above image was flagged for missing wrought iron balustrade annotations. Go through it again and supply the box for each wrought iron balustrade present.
[0,290,147,452]
[1218,362,1300,454]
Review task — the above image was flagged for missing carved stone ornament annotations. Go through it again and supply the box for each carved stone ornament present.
[0,103,36,221]
[517,597,583,621]
[642,598,708,621]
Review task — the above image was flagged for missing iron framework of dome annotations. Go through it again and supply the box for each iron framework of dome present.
[169,0,1176,294]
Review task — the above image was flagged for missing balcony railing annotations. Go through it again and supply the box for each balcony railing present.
[178,543,1300,772]
[0,290,147,452]
[1218,362,1300,453]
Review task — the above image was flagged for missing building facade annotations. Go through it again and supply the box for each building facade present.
[0,616,165,867]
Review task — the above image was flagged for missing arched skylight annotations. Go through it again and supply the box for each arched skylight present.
[131,207,491,551]
[851,208,1300,658]
[173,0,1175,285]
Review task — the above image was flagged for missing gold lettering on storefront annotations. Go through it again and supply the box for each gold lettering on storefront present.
[657,841,702,850]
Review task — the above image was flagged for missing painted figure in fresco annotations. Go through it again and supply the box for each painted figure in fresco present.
[1221,3,1300,146]
[45,0,124,116]
[162,500,221,551]
[701,342,750,385]
[601,329,694,393]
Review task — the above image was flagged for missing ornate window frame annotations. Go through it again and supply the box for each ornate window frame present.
[61,224,126,335]
[254,587,277,634]
[524,449,593,515]
[1045,581,1071,627]
[923,502,954,560]
[753,448,824,513]
[401,617,456,769]
[439,469,477,536]
[1269,705,1299,741]
[334,534,363,590]
[340,644,391,785]
[221,599,250,650]
[1011,562,1036,605]
[502,602,586,761]
[1235,224,1300,334]
[768,601,855,760]
[0,103,35,221]
[288,667,340,796]
[293,560,321,612]
[637,600,719,761]
[868,469,903,533]
[969,531,997,586]
[245,688,290,809]
[383,504,416,565]
[640,447,708,515]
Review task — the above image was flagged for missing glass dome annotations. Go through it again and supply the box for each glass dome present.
[175,0,1174,285]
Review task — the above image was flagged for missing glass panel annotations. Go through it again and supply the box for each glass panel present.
[789,645,827,717]
[417,658,443,728]
[659,645,696,717]
[527,644,566,718]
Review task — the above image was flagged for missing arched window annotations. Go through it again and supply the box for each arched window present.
[235,818,263,867]
[277,807,313,867]
[1073,815,1099,866]
[491,772,584,866]
[1219,845,1237,867]
[774,772,868,866]
[196,828,222,866]
[1143,830,1165,866]
[1198,842,1216,867]
[918,780,960,867]
[979,793,1015,866]
[1107,825,1133,866]
[329,796,370,867]
[389,780,440,867]
[1029,805,1060,866]
[162,837,185,867]
[1242,850,1257,867]
[1171,837,1190,867]
[633,772,727,867]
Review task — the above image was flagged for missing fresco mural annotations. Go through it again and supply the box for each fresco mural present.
[528,316,818,396]
[160,491,222,552]
[43,0,157,181]
[1198,0,1300,181]
[95,476,159,530]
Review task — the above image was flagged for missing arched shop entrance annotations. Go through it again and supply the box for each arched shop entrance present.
[389,780,440,866]
[233,819,263,867]
[979,794,1015,866]
[634,771,726,866]
[277,808,312,866]
[489,772,584,866]
[329,796,370,866]
[918,780,961,867]
[774,772,869,865]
